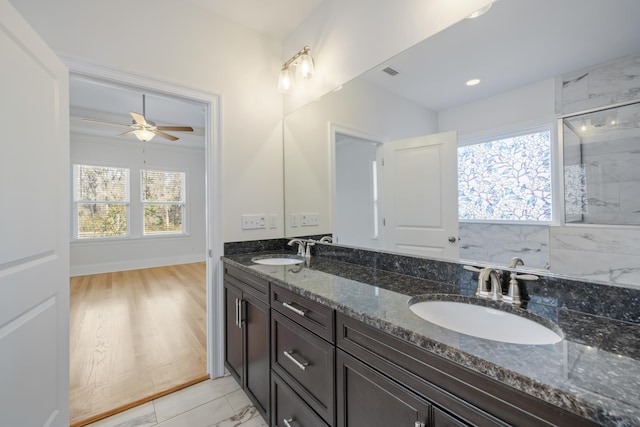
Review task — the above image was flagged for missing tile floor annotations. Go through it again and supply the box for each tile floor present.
[86,374,267,427]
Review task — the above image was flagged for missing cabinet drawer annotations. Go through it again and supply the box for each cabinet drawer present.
[271,285,335,342]
[224,263,269,303]
[433,407,468,427]
[272,372,329,427]
[272,309,335,425]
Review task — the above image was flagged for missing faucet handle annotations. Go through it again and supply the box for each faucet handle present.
[463,265,482,273]
[504,273,538,306]
[513,273,538,281]
[305,242,315,259]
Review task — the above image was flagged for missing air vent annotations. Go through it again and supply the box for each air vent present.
[382,67,399,76]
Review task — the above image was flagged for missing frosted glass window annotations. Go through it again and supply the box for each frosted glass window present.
[458,130,552,222]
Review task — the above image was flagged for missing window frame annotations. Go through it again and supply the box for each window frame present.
[72,163,131,240]
[140,168,188,237]
[457,123,556,225]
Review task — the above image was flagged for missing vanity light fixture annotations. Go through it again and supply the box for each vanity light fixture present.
[278,46,315,94]
[466,78,481,86]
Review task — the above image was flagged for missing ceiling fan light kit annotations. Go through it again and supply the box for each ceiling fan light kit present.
[82,94,194,142]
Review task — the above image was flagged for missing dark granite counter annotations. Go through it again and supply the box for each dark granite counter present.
[222,251,640,426]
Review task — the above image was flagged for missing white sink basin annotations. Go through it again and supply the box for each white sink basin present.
[409,300,562,345]
[251,255,304,266]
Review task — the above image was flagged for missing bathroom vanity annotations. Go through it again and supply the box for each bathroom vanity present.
[222,245,640,427]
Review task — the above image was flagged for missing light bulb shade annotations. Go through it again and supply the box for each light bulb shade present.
[278,67,294,93]
[296,52,315,80]
[133,129,155,142]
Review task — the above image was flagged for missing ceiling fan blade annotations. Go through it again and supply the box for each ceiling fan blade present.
[130,112,147,125]
[154,130,179,141]
[117,130,136,137]
[156,126,194,132]
[82,118,130,128]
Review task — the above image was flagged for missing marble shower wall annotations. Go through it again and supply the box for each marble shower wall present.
[557,51,640,115]
[552,51,640,288]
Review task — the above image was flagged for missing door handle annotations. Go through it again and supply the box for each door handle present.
[283,418,295,427]
[283,350,309,371]
[235,298,243,329]
[282,302,306,317]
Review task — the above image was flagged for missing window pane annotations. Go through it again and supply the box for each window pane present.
[142,170,184,202]
[76,165,128,202]
[144,204,183,234]
[458,131,552,221]
[77,203,127,238]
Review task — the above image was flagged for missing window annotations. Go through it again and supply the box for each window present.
[73,165,129,238]
[141,169,186,235]
[458,129,552,222]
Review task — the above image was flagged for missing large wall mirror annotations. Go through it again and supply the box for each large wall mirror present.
[283,0,640,287]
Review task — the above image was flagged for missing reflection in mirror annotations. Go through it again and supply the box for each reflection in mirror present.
[564,102,640,226]
[283,0,640,287]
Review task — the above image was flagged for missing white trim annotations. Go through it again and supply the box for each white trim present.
[70,253,206,277]
[62,55,224,379]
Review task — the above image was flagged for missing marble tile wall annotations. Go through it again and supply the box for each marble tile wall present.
[557,51,640,115]
[550,225,640,287]
[458,223,550,270]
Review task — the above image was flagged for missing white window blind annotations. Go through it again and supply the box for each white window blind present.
[141,169,186,235]
[73,165,129,238]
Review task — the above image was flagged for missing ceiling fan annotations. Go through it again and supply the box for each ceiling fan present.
[82,94,194,142]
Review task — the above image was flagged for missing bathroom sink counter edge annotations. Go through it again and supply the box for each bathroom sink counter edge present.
[223,251,640,426]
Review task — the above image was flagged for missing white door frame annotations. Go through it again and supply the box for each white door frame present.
[62,56,225,378]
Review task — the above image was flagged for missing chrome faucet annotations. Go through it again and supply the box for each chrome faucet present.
[486,268,502,302]
[508,257,525,268]
[463,265,502,301]
[287,239,306,257]
[304,241,314,259]
[319,235,333,243]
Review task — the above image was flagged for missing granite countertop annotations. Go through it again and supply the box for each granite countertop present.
[222,251,640,426]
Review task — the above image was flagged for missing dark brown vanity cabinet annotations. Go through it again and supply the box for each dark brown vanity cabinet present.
[271,285,336,427]
[337,350,431,427]
[224,264,271,420]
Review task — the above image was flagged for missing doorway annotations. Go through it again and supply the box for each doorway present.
[67,67,222,425]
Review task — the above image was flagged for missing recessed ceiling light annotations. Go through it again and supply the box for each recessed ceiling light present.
[466,78,481,86]
[466,3,493,19]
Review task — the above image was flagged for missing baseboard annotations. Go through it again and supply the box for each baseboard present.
[70,254,206,277]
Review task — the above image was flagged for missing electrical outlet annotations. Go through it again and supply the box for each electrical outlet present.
[300,213,320,226]
[241,214,267,230]
[290,214,299,227]
[269,214,277,229]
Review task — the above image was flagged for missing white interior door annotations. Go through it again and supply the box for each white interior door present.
[0,2,70,426]
[383,131,459,260]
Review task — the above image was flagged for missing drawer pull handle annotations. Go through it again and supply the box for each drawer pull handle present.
[283,418,295,427]
[283,350,308,371]
[282,302,306,317]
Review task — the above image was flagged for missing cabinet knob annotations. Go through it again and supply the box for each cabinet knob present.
[448,236,457,243]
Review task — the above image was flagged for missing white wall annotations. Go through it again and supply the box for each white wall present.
[10,0,284,244]
[282,0,494,114]
[69,135,206,275]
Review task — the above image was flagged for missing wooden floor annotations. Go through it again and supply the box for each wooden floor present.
[69,262,208,426]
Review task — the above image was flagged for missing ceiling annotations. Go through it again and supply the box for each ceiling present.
[360,0,640,112]
[183,0,325,42]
